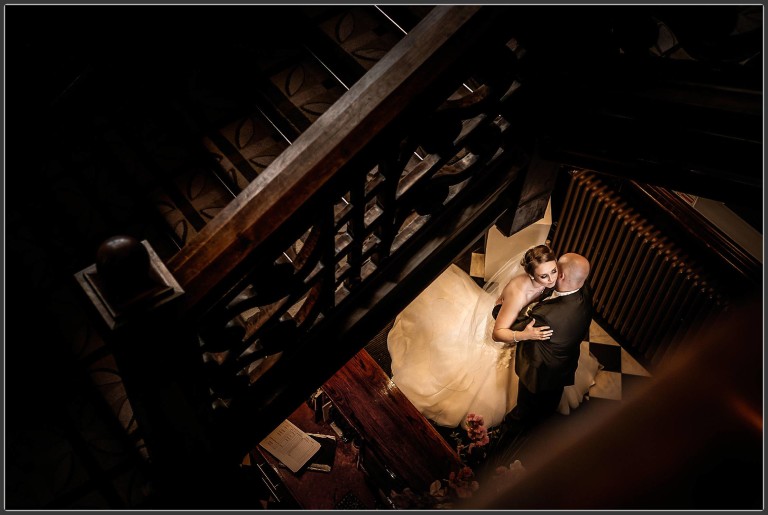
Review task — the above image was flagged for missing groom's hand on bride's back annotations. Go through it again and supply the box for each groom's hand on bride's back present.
[521,319,552,341]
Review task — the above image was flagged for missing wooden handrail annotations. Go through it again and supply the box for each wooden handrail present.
[167,6,491,312]
[628,181,761,295]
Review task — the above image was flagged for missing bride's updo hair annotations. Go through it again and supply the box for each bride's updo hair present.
[521,244,557,276]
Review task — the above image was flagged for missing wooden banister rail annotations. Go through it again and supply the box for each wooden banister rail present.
[167,6,492,312]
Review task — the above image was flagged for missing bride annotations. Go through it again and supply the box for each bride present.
[387,244,600,429]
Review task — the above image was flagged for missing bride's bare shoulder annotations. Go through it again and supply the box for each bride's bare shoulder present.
[502,273,529,295]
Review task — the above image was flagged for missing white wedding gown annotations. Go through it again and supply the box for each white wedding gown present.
[387,264,600,429]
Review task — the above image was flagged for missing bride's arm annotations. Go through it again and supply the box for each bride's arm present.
[492,278,551,345]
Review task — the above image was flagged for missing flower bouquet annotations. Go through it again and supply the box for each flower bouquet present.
[389,412,525,509]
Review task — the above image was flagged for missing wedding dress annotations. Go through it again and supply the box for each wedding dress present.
[387,259,600,429]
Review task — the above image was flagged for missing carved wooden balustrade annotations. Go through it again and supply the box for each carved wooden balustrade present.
[160,6,545,462]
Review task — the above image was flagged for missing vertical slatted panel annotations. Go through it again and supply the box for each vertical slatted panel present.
[550,170,728,369]
[625,242,671,342]
[554,172,592,253]
[634,253,687,353]
[579,184,611,262]
[603,219,647,325]
[592,205,633,300]
[596,212,641,313]
[603,216,648,326]
[640,259,692,360]
[615,228,662,335]
[346,173,367,289]
[568,176,603,255]
[588,198,629,307]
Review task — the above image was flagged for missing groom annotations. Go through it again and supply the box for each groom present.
[508,252,593,430]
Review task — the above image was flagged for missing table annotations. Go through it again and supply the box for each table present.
[250,401,379,509]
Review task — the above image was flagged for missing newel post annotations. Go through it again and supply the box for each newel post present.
[74,236,235,505]
[74,235,184,330]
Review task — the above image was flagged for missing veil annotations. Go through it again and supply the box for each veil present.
[468,248,527,352]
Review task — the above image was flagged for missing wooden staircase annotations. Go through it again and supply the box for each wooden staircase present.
[39,6,528,506]
[8,5,761,508]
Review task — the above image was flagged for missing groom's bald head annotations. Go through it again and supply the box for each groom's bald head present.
[556,253,590,291]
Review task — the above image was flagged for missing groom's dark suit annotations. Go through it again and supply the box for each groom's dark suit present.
[511,285,593,426]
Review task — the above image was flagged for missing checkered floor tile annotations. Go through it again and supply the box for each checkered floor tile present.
[587,320,652,402]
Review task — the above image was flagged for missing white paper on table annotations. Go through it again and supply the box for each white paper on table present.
[259,419,321,473]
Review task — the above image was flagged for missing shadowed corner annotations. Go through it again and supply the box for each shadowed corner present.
[462,294,763,510]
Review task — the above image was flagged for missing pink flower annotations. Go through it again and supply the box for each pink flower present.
[466,413,485,425]
[465,413,490,448]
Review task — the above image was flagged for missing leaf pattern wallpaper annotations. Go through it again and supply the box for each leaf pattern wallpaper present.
[320,7,402,70]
